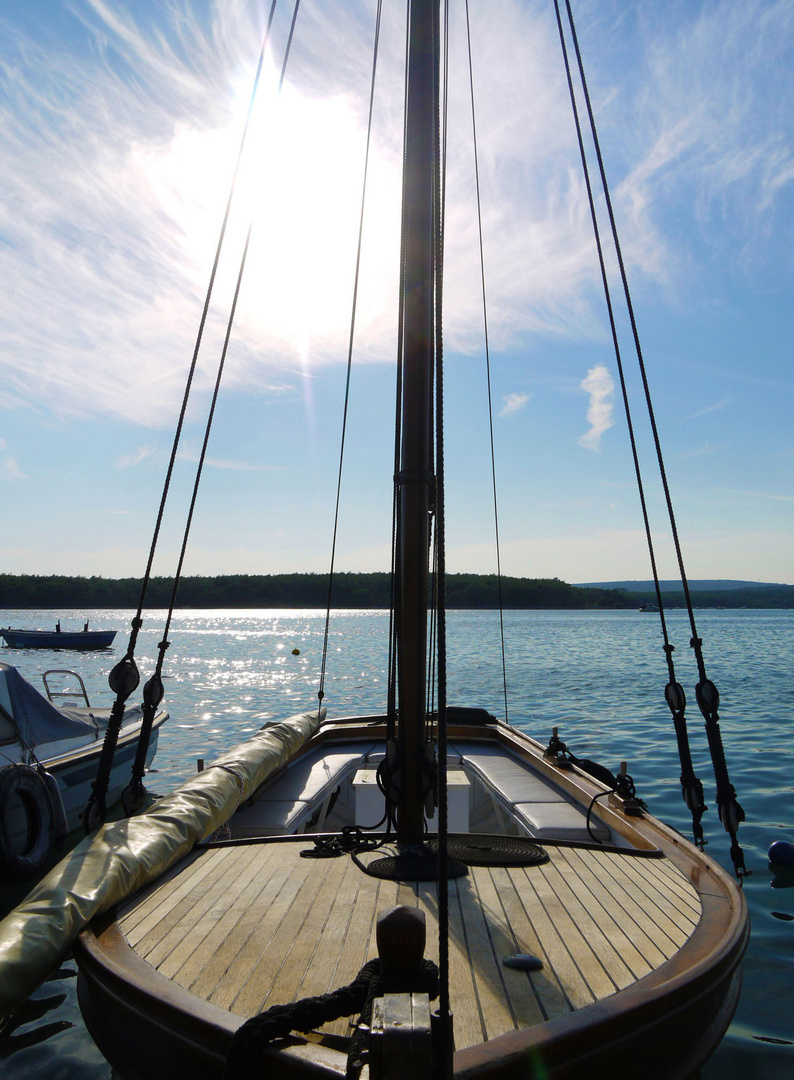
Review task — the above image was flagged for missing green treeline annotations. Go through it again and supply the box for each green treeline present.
[1,573,791,610]
[0,572,615,609]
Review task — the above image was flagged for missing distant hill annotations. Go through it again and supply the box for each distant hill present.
[577,579,787,592]
[577,579,794,609]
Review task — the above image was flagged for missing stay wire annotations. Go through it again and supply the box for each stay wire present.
[550,0,706,846]
[434,0,452,1071]
[85,1,280,831]
[125,223,259,810]
[317,0,385,711]
[562,0,745,874]
[131,0,279,637]
[387,2,415,743]
[562,0,694,645]
[427,532,438,728]
[159,0,302,644]
[464,0,509,725]
[121,2,303,814]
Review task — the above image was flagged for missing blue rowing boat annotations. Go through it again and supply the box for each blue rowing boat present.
[0,627,117,650]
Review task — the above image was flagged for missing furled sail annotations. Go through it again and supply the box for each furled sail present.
[0,708,321,1017]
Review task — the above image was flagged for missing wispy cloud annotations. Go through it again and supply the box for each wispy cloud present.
[177,451,279,473]
[0,0,791,434]
[0,0,652,428]
[678,440,728,460]
[578,364,614,451]
[614,0,794,273]
[1,456,27,480]
[0,438,27,479]
[116,445,158,469]
[720,487,794,503]
[686,399,728,420]
[204,457,280,473]
[500,392,530,417]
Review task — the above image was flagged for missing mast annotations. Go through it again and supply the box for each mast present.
[396,0,438,846]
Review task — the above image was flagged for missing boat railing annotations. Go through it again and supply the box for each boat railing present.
[42,669,92,708]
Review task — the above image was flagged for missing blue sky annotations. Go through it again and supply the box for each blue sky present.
[0,0,792,585]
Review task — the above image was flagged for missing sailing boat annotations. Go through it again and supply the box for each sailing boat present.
[69,2,747,1078]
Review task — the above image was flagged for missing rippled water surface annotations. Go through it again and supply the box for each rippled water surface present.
[1,607,792,1077]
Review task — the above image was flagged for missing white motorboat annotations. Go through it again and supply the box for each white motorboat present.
[0,663,167,880]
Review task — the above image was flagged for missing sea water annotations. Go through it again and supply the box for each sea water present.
[0,607,791,1078]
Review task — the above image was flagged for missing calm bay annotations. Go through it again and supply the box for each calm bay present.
[0,606,791,1077]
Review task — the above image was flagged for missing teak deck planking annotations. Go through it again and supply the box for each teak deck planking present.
[117,838,700,1053]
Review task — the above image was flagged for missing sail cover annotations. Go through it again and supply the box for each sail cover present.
[0,707,322,1017]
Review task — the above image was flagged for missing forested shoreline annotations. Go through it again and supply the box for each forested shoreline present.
[1,573,792,609]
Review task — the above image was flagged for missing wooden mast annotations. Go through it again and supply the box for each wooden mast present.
[396,0,438,846]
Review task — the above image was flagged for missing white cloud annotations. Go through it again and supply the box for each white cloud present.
[0,0,792,434]
[578,364,614,451]
[500,392,530,417]
[0,0,646,428]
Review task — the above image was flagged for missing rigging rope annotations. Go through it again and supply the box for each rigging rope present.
[84,0,288,831]
[550,0,707,849]
[123,218,258,815]
[383,2,416,812]
[433,3,453,1075]
[317,0,385,714]
[377,3,417,835]
[464,0,510,725]
[121,0,304,819]
[559,0,747,877]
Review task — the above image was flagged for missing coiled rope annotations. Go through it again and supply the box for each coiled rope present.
[224,956,439,1080]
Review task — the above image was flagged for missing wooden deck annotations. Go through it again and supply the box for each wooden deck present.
[117,838,701,1052]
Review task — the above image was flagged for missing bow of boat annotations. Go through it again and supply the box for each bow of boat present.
[74,717,748,1080]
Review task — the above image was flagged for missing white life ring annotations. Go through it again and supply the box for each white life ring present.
[0,764,56,880]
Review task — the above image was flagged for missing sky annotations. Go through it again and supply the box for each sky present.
[0,0,792,586]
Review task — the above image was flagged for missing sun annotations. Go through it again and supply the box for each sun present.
[137,64,403,372]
